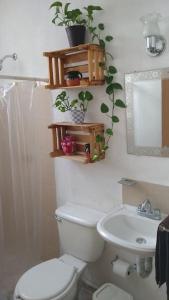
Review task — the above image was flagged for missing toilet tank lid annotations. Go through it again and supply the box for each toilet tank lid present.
[55,203,105,228]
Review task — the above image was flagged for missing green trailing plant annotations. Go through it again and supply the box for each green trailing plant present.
[54,90,93,112]
[50,2,83,26]
[49,2,102,27]
[87,22,126,161]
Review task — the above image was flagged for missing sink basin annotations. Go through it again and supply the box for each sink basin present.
[97,205,162,255]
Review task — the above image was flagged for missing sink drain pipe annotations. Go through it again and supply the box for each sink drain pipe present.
[136,257,153,278]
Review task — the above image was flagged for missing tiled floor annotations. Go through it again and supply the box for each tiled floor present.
[77,281,96,300]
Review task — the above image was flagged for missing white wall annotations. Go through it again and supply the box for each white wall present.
[1,0,169,299]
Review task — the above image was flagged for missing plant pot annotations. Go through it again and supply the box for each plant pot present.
[61,135,76,155]
[66,78,81,86]
[66,25,86,47]
[66,71,82,86]
[71,110,85,124]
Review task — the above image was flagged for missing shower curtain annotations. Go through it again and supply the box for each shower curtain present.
[0,81,58,298]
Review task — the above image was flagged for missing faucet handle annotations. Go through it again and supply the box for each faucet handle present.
[153,208,161,220]
[141,199,152,212]
[137,204,142,212]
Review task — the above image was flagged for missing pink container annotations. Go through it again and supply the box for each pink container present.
[61,135,76,155]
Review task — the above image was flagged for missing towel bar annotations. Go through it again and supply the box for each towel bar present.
[159,225,169,233]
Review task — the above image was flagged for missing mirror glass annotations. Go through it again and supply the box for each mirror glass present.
[125,68,169,156]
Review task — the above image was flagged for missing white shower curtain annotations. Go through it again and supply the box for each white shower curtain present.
[0,81,58,298]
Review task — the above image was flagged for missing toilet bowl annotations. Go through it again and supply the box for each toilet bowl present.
[14,203,105,300]
[14,254,86,300]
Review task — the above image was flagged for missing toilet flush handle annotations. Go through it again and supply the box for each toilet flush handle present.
[55,215,63,222]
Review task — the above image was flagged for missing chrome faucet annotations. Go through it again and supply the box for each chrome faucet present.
[137,199,161,220]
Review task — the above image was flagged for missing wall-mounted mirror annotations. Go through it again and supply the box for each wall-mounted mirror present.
[125,68,169,157]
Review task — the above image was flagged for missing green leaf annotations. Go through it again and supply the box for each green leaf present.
[78,91,85,101]
[105,35,113,42]
[112,116,119,123]
[50,1,62,9]
[105,76,113,84]
[66,9,82,23]
[58,22,64,26]
[106,84,114,95]
[103,144,109,150]
[106,128,113,136]
[112,83,123,90]
[59,91,66,99]
[70,99,78,107]
[54,100,61,107]
[88,26,97,33]
[85,91,93,101]
[96,135,104,143]
[98,23,104,30]
[101,103,109,113]
[92,5,103,10]
[108,66,117,74]
[59,107,66,112]
[79,19,87,25]
[92,154,99,161]
[64,3,70,14]
[52,17,57,24]
[99,39,105,49]
[86,5,103,12]
[115,99,126,108]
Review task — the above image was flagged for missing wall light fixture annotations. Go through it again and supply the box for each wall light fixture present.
[140,13,166,57]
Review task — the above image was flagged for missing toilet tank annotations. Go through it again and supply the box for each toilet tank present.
[55,203,105,262]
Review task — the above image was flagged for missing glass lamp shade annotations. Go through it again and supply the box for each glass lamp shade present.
[140,13,162,37]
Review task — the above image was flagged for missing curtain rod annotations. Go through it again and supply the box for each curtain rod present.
[0,74,48,82]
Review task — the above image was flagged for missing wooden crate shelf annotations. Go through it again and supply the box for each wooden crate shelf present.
[43,44,105,89]
[48,122,105,164]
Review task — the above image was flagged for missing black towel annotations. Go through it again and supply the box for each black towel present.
[155,216,169,299]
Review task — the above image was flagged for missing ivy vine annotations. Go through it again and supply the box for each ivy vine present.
[87,22,127,161]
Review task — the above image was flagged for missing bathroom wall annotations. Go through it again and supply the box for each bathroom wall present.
[123,180,169,212]
[0,0,169,299]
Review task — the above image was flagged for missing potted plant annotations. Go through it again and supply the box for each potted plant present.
[49,2,102,46]
[54,90,93,123]
[66,71,82,86]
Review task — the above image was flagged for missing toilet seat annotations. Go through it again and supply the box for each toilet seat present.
[16,258,77,300]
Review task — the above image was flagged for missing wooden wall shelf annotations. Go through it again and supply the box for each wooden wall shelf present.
[43,44,105,90]
[48,122,105,164]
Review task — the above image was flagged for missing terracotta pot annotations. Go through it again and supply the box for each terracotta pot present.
[66,78,81,86]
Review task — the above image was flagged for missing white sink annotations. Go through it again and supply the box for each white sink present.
[97,205,162,256]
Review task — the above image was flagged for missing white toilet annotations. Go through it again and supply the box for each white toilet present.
[14,203,133,300]
[14,203,105,300]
